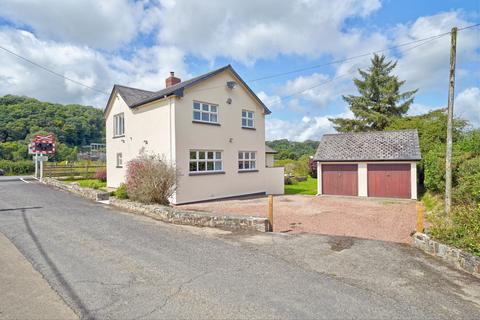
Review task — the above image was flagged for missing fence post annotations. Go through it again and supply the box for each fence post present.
[416,202,424,233]
[268,195,273,232]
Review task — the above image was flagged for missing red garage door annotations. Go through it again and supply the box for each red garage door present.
[368,164,411,199]
[322,164,358,196]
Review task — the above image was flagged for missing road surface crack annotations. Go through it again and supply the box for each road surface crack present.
[134,270,212,319]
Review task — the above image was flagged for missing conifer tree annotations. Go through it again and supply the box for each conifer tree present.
[329,54,417,132]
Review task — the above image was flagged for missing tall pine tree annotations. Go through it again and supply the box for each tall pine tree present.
[329,54,417,132]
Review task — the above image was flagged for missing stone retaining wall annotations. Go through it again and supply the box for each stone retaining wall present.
[43,178,110,201]
[109,197,269,232]
[42,178,268,232]
[412,232,480,278]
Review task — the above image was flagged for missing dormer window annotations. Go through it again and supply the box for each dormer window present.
[242,110,254,129]
[193,101,218,124]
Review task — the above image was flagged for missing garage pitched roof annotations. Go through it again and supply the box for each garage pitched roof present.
[106,65,271,115]
[314,129,421,162]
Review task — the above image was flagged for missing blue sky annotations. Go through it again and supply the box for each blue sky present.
[0,0,478,140]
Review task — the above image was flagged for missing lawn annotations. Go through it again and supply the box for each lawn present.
[285,177,317,195]
[64,178,106,189]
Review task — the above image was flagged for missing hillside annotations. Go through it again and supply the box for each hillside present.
[266,139,319,160]
[0,95,105,161]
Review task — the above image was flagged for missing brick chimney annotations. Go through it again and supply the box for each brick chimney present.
[165,71,181,87]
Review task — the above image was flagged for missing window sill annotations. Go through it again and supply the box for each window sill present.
[189,171,225,176]
[113,135,125,139]
[192,120,221,126]
[116,166,123,168]
[241,126,256,130]
[238,169,259,173]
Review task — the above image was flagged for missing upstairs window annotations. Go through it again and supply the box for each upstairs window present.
[242,110,254,128]
[189,150,223,173]
[193,102,218,124]
[238,151,256,171]
[114,113,125,136]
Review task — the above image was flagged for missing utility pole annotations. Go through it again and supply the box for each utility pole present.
[445,27,457,215]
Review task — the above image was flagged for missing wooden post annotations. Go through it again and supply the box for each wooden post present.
[416,202,424,233]
[445,27,457,215]
[268,195,273,232]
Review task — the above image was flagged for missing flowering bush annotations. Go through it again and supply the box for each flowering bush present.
[95,168,107,182]
[126,154,178,205]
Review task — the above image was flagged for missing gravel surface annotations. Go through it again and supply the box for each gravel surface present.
[1,180,478,319]
[179,195,417,243]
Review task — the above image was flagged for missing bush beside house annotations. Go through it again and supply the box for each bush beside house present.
[126,154,177,205]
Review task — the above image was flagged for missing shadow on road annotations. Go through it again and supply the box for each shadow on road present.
[21,208,90,318]
[0,206,42,212]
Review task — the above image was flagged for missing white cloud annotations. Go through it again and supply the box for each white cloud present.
[257,91,283,110]
[0,0,144,49]
[281,73,334,108]
[155,0,384,64]
[394,11,479,92]
[455,87,480,127]
[408,103,437,116]
[266,110,353,141]
[0,28,188,107]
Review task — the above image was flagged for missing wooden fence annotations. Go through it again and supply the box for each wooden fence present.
[44,164,106,179]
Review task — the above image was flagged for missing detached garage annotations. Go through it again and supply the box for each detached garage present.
[314,130,421,199]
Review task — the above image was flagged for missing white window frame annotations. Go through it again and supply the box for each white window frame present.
[189,150,223,173]
[193,101,218,124]
[242,110,254,128]
[113,113,125,137]
[238,151,257,171]
[116,153,123,168]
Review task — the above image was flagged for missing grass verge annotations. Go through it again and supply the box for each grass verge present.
[285,177,317,195]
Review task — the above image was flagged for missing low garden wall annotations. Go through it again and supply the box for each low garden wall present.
[43,178,110,201]
[109,198,269,232]
[412,232,480,278]
[42,178,268,232]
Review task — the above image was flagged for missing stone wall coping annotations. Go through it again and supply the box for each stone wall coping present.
[412,232,480,278]
[42,178,268,232]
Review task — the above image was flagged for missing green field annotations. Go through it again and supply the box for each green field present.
[284,177,317,195]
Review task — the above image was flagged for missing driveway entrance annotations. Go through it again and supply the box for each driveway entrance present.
[179,195,417,243]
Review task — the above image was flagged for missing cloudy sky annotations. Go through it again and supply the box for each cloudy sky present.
[0,0,478,140]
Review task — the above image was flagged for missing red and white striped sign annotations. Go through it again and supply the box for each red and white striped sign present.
[31,133,56,154]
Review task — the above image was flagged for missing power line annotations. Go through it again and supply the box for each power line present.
[249,23,479,83]
[0,45,110,95]
[263,34,447,108]
[0,23,477,97]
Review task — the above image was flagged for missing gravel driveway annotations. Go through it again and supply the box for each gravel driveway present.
[178,195,417,243]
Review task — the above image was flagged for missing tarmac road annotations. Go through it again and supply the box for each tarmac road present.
[0,179,479,319]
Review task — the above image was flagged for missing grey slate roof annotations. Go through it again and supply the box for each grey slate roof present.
[265,145,278,154]
[314,129,421,162]
[107,65,271,114]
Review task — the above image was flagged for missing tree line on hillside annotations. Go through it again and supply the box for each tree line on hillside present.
[0,95,105,162]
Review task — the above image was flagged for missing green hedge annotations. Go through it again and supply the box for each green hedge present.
[0,160,34,175]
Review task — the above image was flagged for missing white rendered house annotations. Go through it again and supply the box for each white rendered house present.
[104,65,284,204]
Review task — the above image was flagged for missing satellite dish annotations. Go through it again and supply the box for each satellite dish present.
[226,81,237,89]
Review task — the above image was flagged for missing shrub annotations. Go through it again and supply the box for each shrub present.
[453,156,480,204]
[95,168,107,182]
[308,158,317,178]
[284,176,298,185]
[78,179,106,189]
[115,183,128,199]
[0,160,34,175]
[126,154,178,205]
[427,204,480,257]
